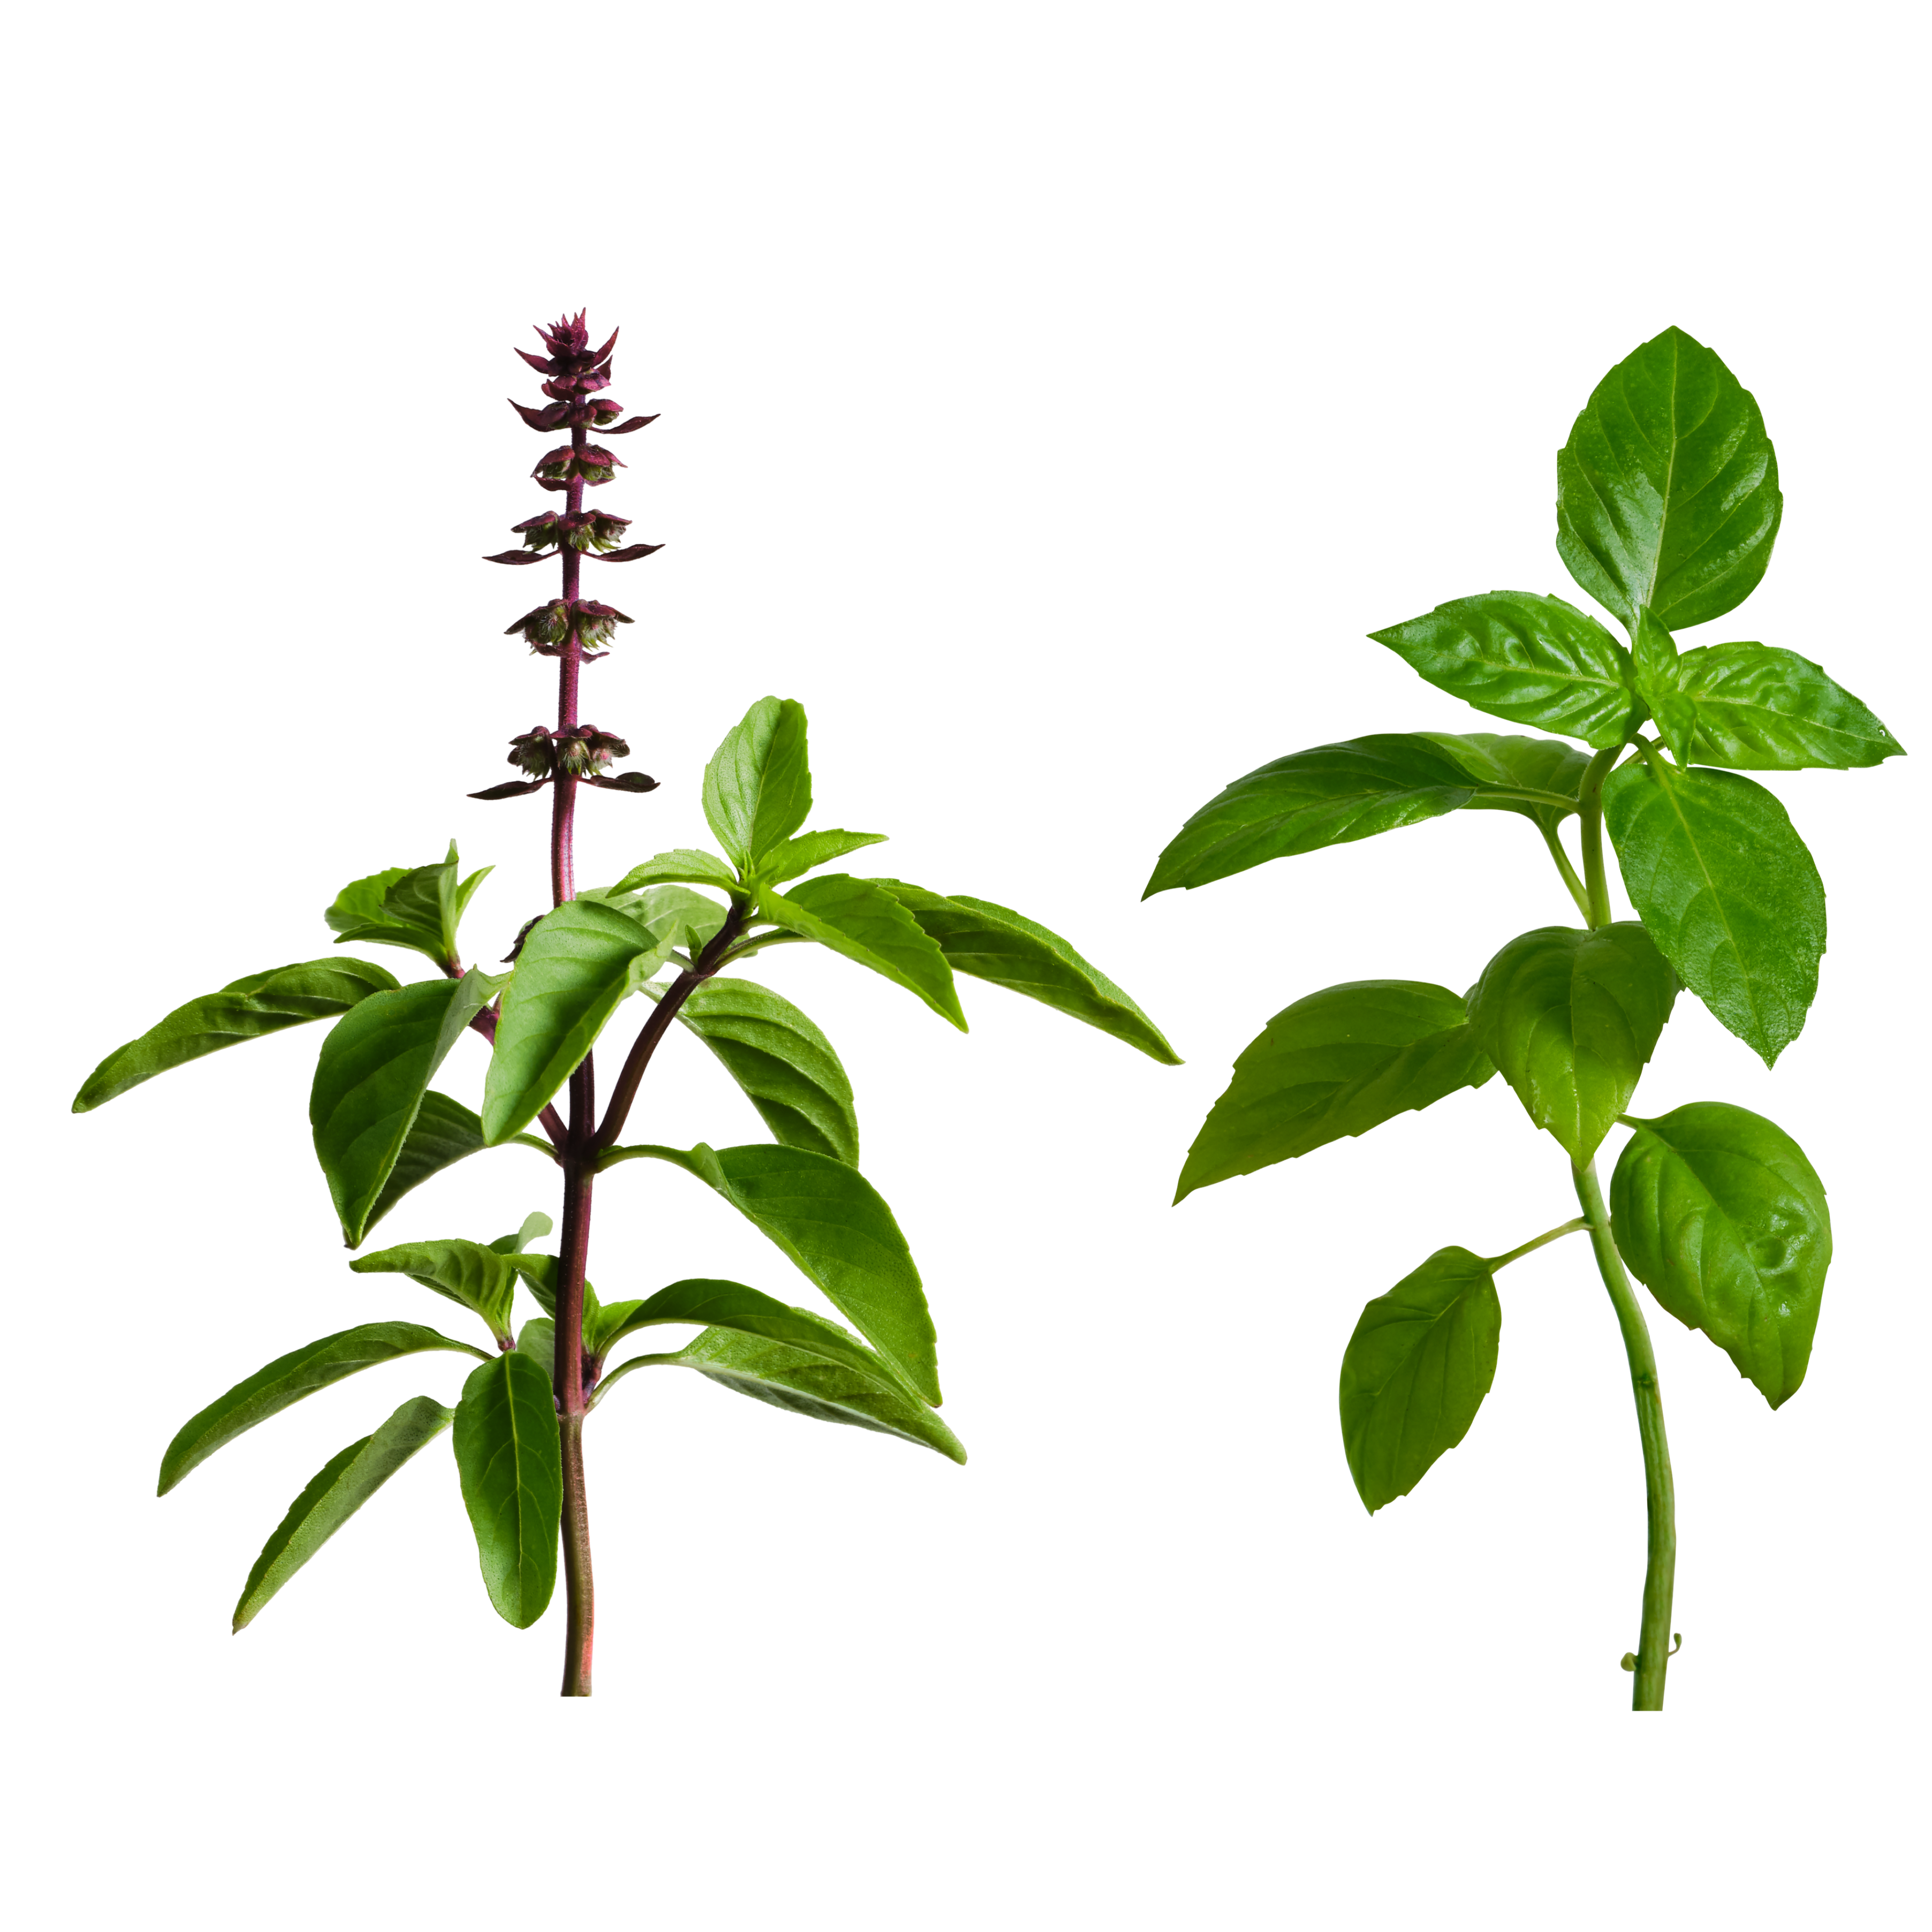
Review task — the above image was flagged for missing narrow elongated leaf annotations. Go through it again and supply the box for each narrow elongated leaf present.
[1666,643,1903,770]
[702,696,813,868]
[1610,1102,1831,1407]
[327,843,490,970]
[1340,1247,1500,1513]
[1144,736,1477,894]
[1177,981,1493,1200]
[349,1238,524,1344]
[661,976,860,1165]
[759,874,966,1029]
[311,970,501,1245]
[1604,756,1824,1066]
[1556,326,1782,632]
[453,1351,563,1628]
[758,829,889,885]
[361,1092,556,1240]
[1370,592,1639,747]
[868,881,1179,1064]
[232,1396,454,1631]
[1468,923,1677,1160]
[481,897,683,1143]
[158,1322,487,1494]
[600,1321,966,1463]
[73,957,399,1112]
[1418,732,1591,829]
[608,848,742,895]
[600,1142,939,1404]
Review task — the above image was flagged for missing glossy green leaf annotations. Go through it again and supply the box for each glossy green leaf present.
[608,848,743,895]
[1339,1247,1500,1513]
[232,1396,454,1632]
[869,881,1179,1064]
[1419,732,1591,830]
[1556,326,1782,632]
[157,1322,487,1494]
[660,976,860,1165]
[758,874,966,1030]
[1468,923,1677,1160]
[73,958,399,1113]
[1629,607,1701,765]
[327,842,491,971]
[1144,736,1479,895]
[1176,981,1493,1200]
[599,1318,966,1463]
[1610,1102,1831,1407]
[600,1141,940,1404]
[1370,592,1639,748]
[481,897,684,1143]
[311,970,501,1246]
[361,1092,555,1241]
[453,1351,563,1629]
[702,696,813,869]
[1604,756,1824,1066]
[757,829,889,885]
[1662,643,1903,771]
[349,1238,524,1345]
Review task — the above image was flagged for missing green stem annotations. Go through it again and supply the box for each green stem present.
[1576,747,1620,929]
[1488,1217,1588,1270]
[1536,821,1593,923]
[1573,1157,1675,1711]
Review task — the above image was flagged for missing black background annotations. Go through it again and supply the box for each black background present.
[60,226,1901,1723]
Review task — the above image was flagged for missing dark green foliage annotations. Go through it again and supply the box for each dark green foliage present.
[453,1352,564,1628]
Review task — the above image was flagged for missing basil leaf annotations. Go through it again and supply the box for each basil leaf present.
[488,1211,554,1256]
[702,696,813,869]
[453,1352,563,1629]
[1417,731,1591,830]
[516,1317,557,1378]
[608,848,742,895]
[348,1237,525,1345]
[757,829,889,886]
[758,874,965,1030]
[327,842,491,971]
[361,1092,555,1242]
[1668,643,1903,771]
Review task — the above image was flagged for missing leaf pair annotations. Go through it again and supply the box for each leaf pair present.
[327,841,492,974]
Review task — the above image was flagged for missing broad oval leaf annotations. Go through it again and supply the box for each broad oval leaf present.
[1669,643,1903,771]
[349,1237,524,1345]
[1468,923,1677,1160]
[232,1395,454,1631]
[362,1091,557,1241]
[600,1142,940,1404]
[702,696,813,869]
[327,841,490,971]
[312,970,501,1245]
[73,957,399,1113]
[665,976,860,1165]
[758,875,965,1030]
[157,1321,487,1494]
[1144,735,1478,895]
[1370,592,1638,748]
[599,1317,966,1463]
[1556,327,1782,633]
[869,881,1178,1063]
[481,897,682,1144]
[1418,731,1591,829]
[1176,981,1493,1201]
[1610,1102,1830,1407]
[758,828,888,886]
[453,1351,563,1629]
[1340,1247,1500,1513]
[608,848,742,895]
[1604,756,1823,1066]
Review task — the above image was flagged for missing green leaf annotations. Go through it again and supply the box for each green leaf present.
[608,848,743,895]
[311,969,502,1246]
[1604,755,1824,1066]
[1339,1247,1500,1513]
[600,1319,966,1463]
[453,1351,563,1629]
[489,1211,554,1256]
[1556,326,1782,632]
[481,897,684,1144]
[504,1255,602,1341]
[157,1322,487,1494]
[661,976,860,1165]
[756,829,888,886]
[1370,592,1639,748]
[1610,1102,1831,1407]
[1418,732,1591,830]
[1628,607,1701,765]
[868,881,1180,1064]
[1176,981,1493,1200]
[758,874,966,1030]
[702,696,813,869]
[516,1317,557,1378]
[586,883,730,956]
[1144,735,1479,895]
[1468,923,1677,1160]
[600,1142,940,1404]
[1660,642,1903,771]
[73,957,400,1112]
[232,1395,454,1632]
[326,842,491,971]
[360,1092,555,1242]
[349,1238,525,1345]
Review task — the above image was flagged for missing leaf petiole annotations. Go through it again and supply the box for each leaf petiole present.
[1486,1217,1588,1270]
[1537,821,1593,921]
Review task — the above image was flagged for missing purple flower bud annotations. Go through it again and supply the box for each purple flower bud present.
[531,444,623,491]
[511,511,563,552]
[508,725,557,776]
[555,509,632,553]
[509,398,569,431]
[572,601,632,650]
[553,724,630,778]
[505,601,575,651]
